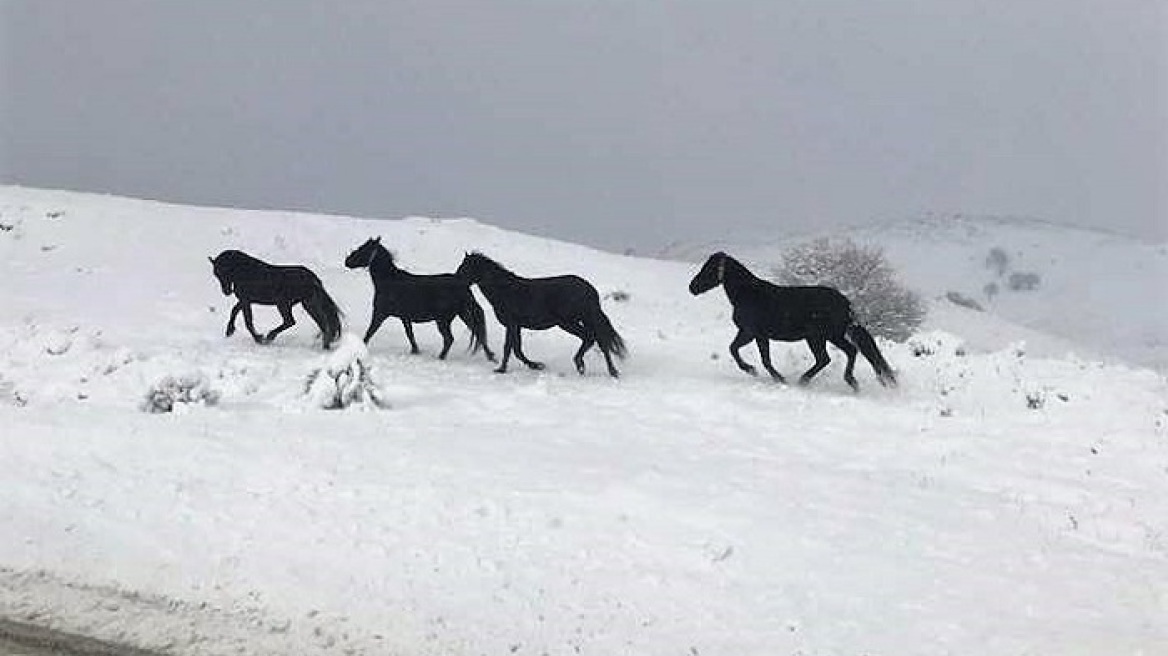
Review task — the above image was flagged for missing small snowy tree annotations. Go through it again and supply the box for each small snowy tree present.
[303,335,389,410]
[773,238,925,342]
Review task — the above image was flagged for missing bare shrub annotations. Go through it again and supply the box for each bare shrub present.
[985,247,1010,277]
[606,290,631,303]
[773,238,926,342]
[1007,271,1042,291]
[945,291,984,312]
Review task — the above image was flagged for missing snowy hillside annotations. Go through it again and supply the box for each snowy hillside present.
[667,214,1168,372]
[1,187,1166,656]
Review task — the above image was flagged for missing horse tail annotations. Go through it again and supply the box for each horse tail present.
[847,323,896,387]
[593,309,627,360]
[306,284,344,349]
[461,293,489,355]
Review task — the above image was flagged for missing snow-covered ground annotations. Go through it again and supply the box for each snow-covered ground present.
[1,187,1166,655]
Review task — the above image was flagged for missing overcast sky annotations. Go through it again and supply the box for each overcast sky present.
[1,1,1164,252]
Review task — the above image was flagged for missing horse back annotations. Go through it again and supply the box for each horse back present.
[734,283,852,339]
[480,272,601,326]
[372,270,475,318]
[233,262,323,303]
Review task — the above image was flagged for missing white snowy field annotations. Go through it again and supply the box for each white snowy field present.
[1,187,1166,655]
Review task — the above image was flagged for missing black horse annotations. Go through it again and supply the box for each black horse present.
[345,237,495,362]
[209,250,343,349]
[455,252,627,377]
[689,251,895,390]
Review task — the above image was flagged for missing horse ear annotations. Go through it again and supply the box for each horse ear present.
[375,236,381,243]
[208,256,215,264]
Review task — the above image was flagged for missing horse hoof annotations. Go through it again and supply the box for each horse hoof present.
[528,362,546,371]
[493,367,509,374]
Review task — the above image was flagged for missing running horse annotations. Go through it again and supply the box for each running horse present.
[689,251,895,390]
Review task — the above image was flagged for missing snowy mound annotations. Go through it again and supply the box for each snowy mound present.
[1,187,1166,656]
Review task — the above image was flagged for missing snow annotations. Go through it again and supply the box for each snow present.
[1,187,1166,655]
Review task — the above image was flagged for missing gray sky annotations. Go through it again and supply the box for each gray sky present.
[2,1,1164,252]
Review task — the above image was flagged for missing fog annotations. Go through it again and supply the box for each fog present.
[2,1,1164,251]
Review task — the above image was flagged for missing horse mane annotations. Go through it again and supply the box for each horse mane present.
[384,249,396,264]
[214,249,264,271]
[715,251,757,282]
[376,244,397,266]
[358,239,399,272]
[466,251,516,277]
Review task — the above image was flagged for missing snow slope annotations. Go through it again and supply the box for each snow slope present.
[1,187,1166,655]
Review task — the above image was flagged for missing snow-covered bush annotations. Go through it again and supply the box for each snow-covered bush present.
[303,336,389,410]
[142,374,220,413]
[773,238,926,342]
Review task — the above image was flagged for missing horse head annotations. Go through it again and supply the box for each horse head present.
[455,252,483,282]
[345,237,386,269]
[209,253,234,296]
[688,252,729,295]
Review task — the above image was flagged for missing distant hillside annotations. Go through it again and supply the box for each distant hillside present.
[670,215,1168,372]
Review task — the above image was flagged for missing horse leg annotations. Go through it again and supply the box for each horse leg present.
[264,303,297,343]
[755,338,786,383]
[363,309,390,345]
[241,304,266,344]
[729,329,757,376]
[436,318,455,360]
[559,320,593,375]
[580,316,622,378]
[799,337,832,386]
[495,325,517,373]
[401,319,420,354]
[829,334,860,391]
[511,327,545,371]
[225,302,243,337]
